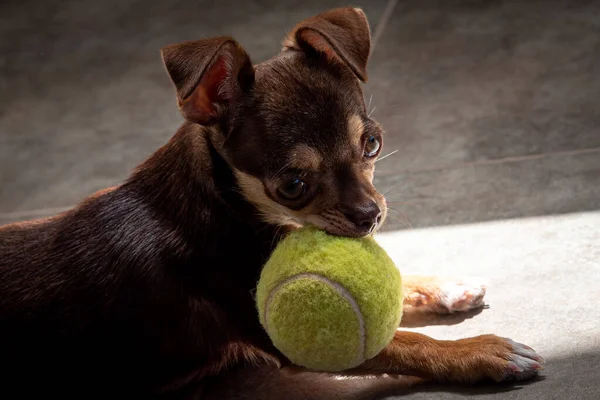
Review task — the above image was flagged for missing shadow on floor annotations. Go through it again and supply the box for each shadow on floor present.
[400,307,486,328]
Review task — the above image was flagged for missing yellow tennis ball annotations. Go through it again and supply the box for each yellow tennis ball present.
[256,227,402,372]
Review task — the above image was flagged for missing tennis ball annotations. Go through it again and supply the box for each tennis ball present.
[256,227,402,372]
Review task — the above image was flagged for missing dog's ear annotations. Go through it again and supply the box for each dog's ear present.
[283,7,371,82]
[161,37,254,125]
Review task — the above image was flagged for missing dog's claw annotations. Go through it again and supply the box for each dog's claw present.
[499,340,545,381]
[507,362,523,373]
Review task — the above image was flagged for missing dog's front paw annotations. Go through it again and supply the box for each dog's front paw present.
[403,276,486,314]
[452,334,545,383]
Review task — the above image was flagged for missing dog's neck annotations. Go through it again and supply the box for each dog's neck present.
[124,122,243,227]
[124,122,277,244]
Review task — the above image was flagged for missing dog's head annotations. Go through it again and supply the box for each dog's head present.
[162,7,386,237]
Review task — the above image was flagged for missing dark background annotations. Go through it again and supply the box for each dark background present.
[1,0,599,229]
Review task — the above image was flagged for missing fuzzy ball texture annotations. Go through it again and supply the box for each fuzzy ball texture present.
[256,227,403,372]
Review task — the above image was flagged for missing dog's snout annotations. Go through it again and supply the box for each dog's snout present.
[339,201,381,233]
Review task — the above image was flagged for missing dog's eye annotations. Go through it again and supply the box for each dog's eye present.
[364,136,381,157]
[277,178,307,200]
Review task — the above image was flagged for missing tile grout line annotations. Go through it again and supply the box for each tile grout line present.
[371,0,399,53]
[1,3,598,221]
[4,146,599,221]
[2,3,403,223]
[375,146,600,177]
[4,3,402,224]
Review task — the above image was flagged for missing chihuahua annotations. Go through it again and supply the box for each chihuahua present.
[0,7,543,399]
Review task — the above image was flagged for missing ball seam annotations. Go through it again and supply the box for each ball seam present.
[263,272,366,367]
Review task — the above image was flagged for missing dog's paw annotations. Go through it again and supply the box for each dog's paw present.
[404,277,486,314]
[454,335,544,383]
[501,338,545,381]
[437,280,486,313]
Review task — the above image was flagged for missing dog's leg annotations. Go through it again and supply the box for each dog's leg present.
[402,275,486,313]
[203,329,544,399]
[355,330,543,383]
[204,365,423,400]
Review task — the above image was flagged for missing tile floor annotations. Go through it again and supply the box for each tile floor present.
[377,211,600,400]
[1,0,599,228]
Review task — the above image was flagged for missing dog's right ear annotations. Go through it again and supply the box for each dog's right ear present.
[161,37,254,126]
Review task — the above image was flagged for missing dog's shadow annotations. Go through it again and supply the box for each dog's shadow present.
[400,375,546,397]
[399,305,488,328]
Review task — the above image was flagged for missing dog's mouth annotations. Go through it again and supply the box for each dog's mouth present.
[262,192,388,238]
[304,208,386,238]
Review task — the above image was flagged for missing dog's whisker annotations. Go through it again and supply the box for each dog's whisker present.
[385,207,413,229]
[272,161,293,180]
[385,193,433,202]
[387,207,412,224]
[386,206,408,215]
[375,149,398,163]
[383,213,412,229]
[368,106,376,118]
[385,201,420,206]
[368,94,373,114]
[269,225,285,250]
[382,183,402,197]
[384,103,404,110]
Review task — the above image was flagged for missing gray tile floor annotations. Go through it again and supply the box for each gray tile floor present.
[377,211,600,400]
[1,1,599,398]
[367,0,600,229]
[1,0,599,228]
[0,0,388,222]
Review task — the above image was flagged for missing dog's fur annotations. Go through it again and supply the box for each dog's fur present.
[0,8,543,399]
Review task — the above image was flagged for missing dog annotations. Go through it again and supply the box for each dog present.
[0,7,543,399]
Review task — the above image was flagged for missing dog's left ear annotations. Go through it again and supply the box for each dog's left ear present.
[283,7,371,82]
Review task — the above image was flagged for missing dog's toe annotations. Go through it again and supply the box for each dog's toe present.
[507,338,545,362]
[499,339,544,381]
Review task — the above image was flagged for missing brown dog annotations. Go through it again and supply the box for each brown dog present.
[0,7,543,399]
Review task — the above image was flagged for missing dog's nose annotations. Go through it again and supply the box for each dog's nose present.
[339,201,382,233]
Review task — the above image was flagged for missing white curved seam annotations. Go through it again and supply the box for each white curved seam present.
[264,273,366,365]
